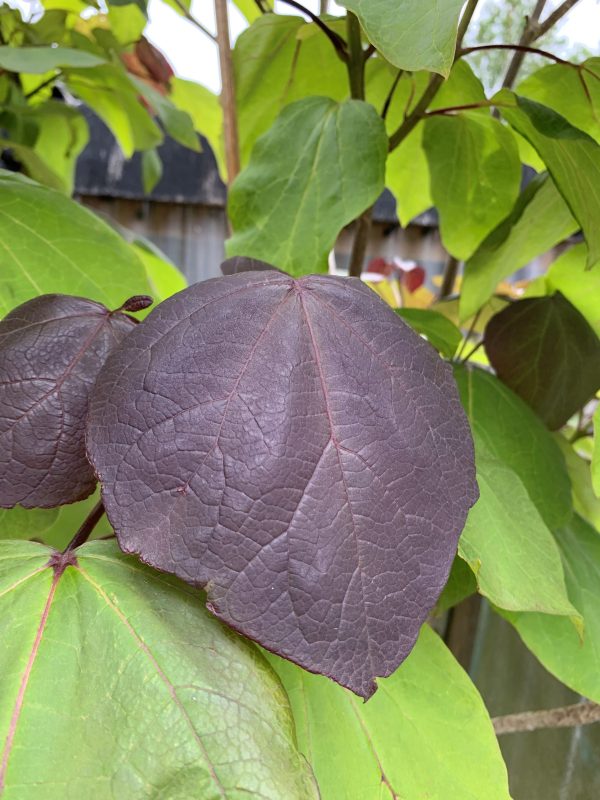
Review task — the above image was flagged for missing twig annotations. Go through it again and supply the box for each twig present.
[388,74,444,151]
[455,308,482,359]
[502,0,548,89]
[425,100,496,116]
[380,70,403,120]
[346,12,365,99]
[439,255,460,300]
[63,501,106,553]
[456,0,481,49]
[276,0,348,62]
[460,43,570,66]
[537,0,582,39]
[493,701,600,735]
[347,208,372,278]
[171,0,217,41]
[25,73,60,100]
[460,340,484,364]
[215,0,240,184]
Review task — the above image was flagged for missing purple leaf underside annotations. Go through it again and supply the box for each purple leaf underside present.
[87,268,478,697]
[0,295,137,508]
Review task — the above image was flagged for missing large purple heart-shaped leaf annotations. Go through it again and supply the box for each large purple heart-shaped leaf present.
[87,271,478,697]
[0,294,147,508]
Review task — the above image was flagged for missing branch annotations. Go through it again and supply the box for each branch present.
[456,0,481,49]
[381,70,403,120]
[425,100,496,116]
[493,701,600,735]
[63,501,106,553]
[277,0,348,62]
[388,74,444,151]
[460,43,570,66]
[346,12,365,99]
[347,208,373,278]
[537,0,582,39]
[171,0,217,41]
[215,0,240,184]
[25,72,60,100]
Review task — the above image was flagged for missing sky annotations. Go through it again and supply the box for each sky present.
[144,0,600,93]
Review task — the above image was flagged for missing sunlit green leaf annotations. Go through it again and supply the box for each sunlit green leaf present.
[0,539,318,799]
[0,45,104,73]
[460,173,578,321]
[141,147,162,193]
[498,91,600,269]
[460,438,579,619]
[338,0,465,77]
[454,365,572,529]
[555,435,600,531]
[525,243,600,335]
[593,406,600,499]
[227,97,387,276]
[133,77,200,151]
[503,514,600,704]
[424,111,521,260]
[233,15,347,164]
[267,625,510,800]
[517,59,600,145]
[0,170,152,316]
[65,65,162,157]
[169,77,225,176]
[396,307,462,358]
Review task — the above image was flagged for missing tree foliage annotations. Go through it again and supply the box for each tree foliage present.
[0,0,599,797]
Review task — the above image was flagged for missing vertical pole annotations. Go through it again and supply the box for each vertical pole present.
[214,0,240,184]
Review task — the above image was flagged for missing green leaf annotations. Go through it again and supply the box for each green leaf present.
[423,112,521,260]
[555,435,600,531]
[460,438,579,619]
[169,77,225,177]
[0,45,104,73]
[338,0,465,77]
[381,61,486,226]
[266,625,510,800]
[0,170,152,316]
[131,239,187,301]
[0,540,317,798]
[454,365,572,529]
[14,101,90,193]
[227,97,387,276]
[141,147,162,193]
[108,2,147,44]
[517,59,600,145]
[460,173,578,321]
[65,65,162,157]
[0,506,59,540]
[396,307,462,358]
[231,0,265,21]
[233,15,347,165]
[483,293,600,430]
[498,91,600,269]
[132,77,200,152]
[503,514,600,703]
[525,243,600,335]
[435,555,477,614]
[594,406,600,499]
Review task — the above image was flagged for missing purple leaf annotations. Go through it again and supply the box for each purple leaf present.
[0,294,141,508]
[220,256,283,276]
[87,271,478,697]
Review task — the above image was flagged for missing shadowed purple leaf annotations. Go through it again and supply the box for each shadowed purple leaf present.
[0,294,143,508]
[86,270,478,698]
[484,292,600,430]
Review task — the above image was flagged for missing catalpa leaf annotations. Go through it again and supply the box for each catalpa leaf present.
[87,269,478,698]
[0,540,317,799]
[0,294,149,509]
[484,293,600,430]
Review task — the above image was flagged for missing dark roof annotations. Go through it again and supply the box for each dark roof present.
[75,106,437,227]
[75,107,226,207]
